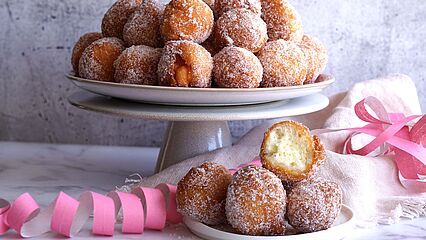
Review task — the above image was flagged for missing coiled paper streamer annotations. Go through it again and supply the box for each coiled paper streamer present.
[0,184,182,238]
[318,96,426,189]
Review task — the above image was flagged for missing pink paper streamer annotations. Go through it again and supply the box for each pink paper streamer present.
[324,96,426,190]
[0,183,183,238]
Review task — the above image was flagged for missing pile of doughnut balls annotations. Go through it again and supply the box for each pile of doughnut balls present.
[176,121,342,236]
[71,0,328,88]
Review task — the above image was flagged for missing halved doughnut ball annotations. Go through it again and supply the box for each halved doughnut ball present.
[257,40,307,87]
[161,0,214,43]
[213,47,263,88]
[71,32,103,74]
[101,0,143,39]
[114,45,162,85]
[215,9,268,53]
[158,40,213,88]
[261,0,303,42]
[226,165,286,236]
[177,162,232,225]
[287,178,342,233]
[299,34,328,84]
[78,37,125,82]
[260,121,325,186]
[123,0,164,48]
[214,0,262,17]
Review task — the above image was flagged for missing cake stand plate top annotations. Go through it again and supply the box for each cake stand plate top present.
[68,91,329,122]
[67,74,334,106]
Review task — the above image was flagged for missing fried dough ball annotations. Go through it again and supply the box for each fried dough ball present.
[123,0,164,48]
[79,37,125,82]
[226,165,286,236]
[260,121,325,186]
[261,0,303,42]
[71,32,103,75]
[161,0,214,43]
[287,178,342,233]
[215,9,268,53]
[101,0,143,39]
[177,162,232,225]
[114,45,162,85]
[257,40,307,87]
[299,34,328,84]
[213,47,263,88]
[158,40,213,88]
[214,0,261,17]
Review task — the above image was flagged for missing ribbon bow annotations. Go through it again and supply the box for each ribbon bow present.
[339,96,426,189]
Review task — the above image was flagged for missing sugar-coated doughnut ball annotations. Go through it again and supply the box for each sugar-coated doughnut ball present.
[226,165,286,236]
[101,0,143,39]
[260,121,325,186]
[78,37,125,82]
[261,0,303,42]
[114,45,162,85]
[158,40,213,88]
[215,0,262,17]
[177,162,232,225]
[213,47,263,88]
[161,0,214,43]
[215,9,268,53]
[257,40,307,87]
[123,0,164,48]
[299,34,328,84]
[71,32,103,75]
[287,178,342,233]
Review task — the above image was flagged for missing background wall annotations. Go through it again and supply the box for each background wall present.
[0,0,425,147]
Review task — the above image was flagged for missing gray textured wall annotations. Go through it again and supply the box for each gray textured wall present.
[0,0,425,147]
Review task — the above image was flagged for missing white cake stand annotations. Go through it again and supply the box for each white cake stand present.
[68,91,329,172]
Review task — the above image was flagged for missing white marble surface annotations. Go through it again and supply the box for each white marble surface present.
[0,142,425,240]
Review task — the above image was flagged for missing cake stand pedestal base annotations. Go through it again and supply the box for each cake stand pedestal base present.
[156,121,232,172]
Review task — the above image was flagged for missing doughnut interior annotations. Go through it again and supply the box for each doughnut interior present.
[260,121,324,182]
[263,122,313,172]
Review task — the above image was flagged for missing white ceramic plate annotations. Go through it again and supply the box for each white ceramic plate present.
[67,74,334,106]
[184,205,355,240]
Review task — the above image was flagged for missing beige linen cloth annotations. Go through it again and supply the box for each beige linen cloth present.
[126,74,426,225]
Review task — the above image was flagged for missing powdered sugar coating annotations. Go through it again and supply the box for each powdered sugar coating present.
[123,0,165,48]
[101,0,143,39]
[215,9,268,53]
[157,40,213,88]
[261,0,303,42]
[78,37,125,82]
[215,0,262,17]
[226,165,286,236]
[287,178,342,233]
[161,0,214,43]
[299,34,328,84]
[71,32,103,74]
[176,162,232,225]
[114,45,162,85]
[257,40,307,87]
[213,47,263,88]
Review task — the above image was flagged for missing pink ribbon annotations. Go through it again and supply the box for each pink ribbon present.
[0,184,183,238]
[323,96,426,190]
